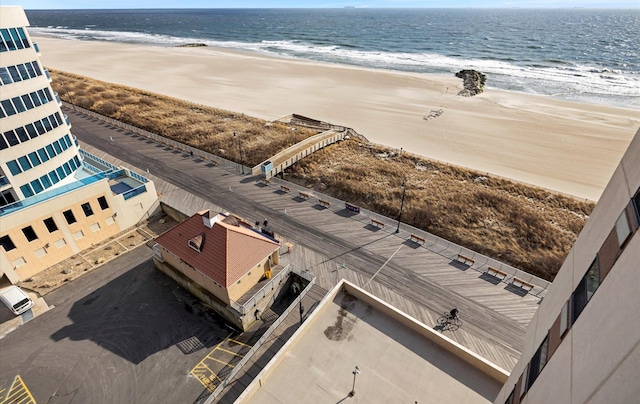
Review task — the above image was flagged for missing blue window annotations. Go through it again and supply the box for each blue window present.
[0,134,7,150]
[49,170,60,184]
[26,124,38,139]
[9,29,24,50]
[4,131,19,146]
[17,64,29,80]
[20,184,34,198]
[40,175,52,189]
[38,148,49,162]
[34,121,45,135]
[21,94,34,109]
[7,66,20,82]
[54,113,63,126]
[30,92,41,107]
[0,31,7,52]
[17,28,29,48]
[42,117,52,131]
[37,89,48,104]
[53,141,62,154]
[30,179,43,194]
[73,156,81,168]
[46,144,55,157]
[63,134,72,148]
[63,163,71,176]
[18,156,31,171]
[0,67,12,84]
[69,158,77,170]
[1,29,16,51]
[24,62,36,77]
[56,166,66,180]
[1,99,16,116]
[31,62,41,75]
[6,160,21,175]
[15,127,29,142]
[11,97,25,113]
[28,152,41,167]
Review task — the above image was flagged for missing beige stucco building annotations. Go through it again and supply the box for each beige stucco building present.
[153,210,283,330]
[494,127,640,403]
[0,6,159,284]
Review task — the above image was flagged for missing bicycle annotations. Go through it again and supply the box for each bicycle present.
[437,311,463,331]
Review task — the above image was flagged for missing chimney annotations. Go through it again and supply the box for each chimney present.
[202,210,220,228]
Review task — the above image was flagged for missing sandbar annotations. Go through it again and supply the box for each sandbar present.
[35,36,639,201]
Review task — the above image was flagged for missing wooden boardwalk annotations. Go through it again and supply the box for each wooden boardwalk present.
[70,108,542,375]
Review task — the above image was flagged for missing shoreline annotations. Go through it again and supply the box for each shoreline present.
[35,36,640,201]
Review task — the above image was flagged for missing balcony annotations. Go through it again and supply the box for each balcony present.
[55,92,62,105]
[33,42,40,54]
[45,69,52,82]
[73,135,79,147]
[64,114,72,129]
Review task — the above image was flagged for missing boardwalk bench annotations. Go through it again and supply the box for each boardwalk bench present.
[456,254,475,266]
[371,219,385,228]
[280,185,290,193]
[512,277,534,291]
[486,267,507,280]
[298,192,310,200]
[345,202,360,214]
[318,199,330,208]
[410,234,425,244]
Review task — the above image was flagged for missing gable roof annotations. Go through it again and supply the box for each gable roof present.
[155,211,280,287]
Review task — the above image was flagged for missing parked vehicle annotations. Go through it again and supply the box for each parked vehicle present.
[0,285,34,315]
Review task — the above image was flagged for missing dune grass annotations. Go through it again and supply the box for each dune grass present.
[51,69,594,281]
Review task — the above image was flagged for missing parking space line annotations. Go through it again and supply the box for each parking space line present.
[1,375,36,404]
[216,347,244,357]
[227,338,252,349]
[208,357,235,367]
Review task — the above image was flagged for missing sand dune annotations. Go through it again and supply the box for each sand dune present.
[35,36,639,201]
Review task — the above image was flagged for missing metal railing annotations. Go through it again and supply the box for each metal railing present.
[228,264,292,315]
[204,274,316,403]
[122,184,148,200]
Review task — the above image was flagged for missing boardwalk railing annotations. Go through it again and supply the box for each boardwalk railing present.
[262,176,550,292]
[203,269,316,403]
[64,102,251,175]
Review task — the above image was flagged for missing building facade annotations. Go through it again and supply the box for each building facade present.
[0,7,159,284]
[495,127,640,403]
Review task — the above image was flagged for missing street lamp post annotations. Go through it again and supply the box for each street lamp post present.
[395,179,406,233]
[349,366,360,396]
[234,132,244,175]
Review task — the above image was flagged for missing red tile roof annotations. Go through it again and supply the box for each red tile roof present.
[155,211,280,287]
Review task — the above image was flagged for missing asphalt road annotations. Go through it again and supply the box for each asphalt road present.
[0,246,229,403]
[67,109,527,356]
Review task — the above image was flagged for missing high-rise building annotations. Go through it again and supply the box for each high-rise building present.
[0,6,159,285]
[494,127,640,403]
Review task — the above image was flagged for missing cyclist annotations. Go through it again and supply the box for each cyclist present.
[449,308,459,320]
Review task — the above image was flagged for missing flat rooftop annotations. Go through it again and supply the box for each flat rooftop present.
[238,281,504,403]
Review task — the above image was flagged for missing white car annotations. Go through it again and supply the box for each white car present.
[0,285,34,315]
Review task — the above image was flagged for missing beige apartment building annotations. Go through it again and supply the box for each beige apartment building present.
[495,127,640,403]
[0,6,159,284]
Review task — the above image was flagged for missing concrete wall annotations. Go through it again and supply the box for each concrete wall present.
[494,128,640,403]
[0,177,159,282]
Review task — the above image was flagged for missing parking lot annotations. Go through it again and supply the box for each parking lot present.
[0,246,234,404]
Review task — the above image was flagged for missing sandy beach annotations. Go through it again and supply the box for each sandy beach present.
[35,37,639,201]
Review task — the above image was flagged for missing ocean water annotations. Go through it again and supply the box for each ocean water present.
[25,8,640,108]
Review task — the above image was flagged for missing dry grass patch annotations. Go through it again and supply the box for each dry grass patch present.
[51,70,317,164]
[287,140,593,281]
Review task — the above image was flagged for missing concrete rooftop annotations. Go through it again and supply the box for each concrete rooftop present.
[239,281,504,403]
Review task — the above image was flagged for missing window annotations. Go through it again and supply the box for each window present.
[30,179,43,194]
[0,235,16,251]
[5,130,19,146]
[615,211,631,248]
[63,209,77,224]
[528,336,550,387]
[44,217,58,233]
[15,127,29,142]
[22,226,38,242]
[49,170,60,184]
[505,390,515,404]
[586,258,600,300]
[98,196,109,210]
[34,120,45,135]
[6,160,21,175]
[573,257,600,322]
[26,124,38,139]
[28,151,41,167]
[519,364,530,398]
[38,148,49,162]
[1,99,16,115]
[20,184,33,198]
[81,202,94,217]
[634,189,640,224]
[12,96,25,113]
[40,174,52,189]
[18,156,31,171]
[0,134,7,150]
[559,300,570,337]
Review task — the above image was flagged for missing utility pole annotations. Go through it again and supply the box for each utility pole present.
[395,178,406,233]
[349,366,360,397]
